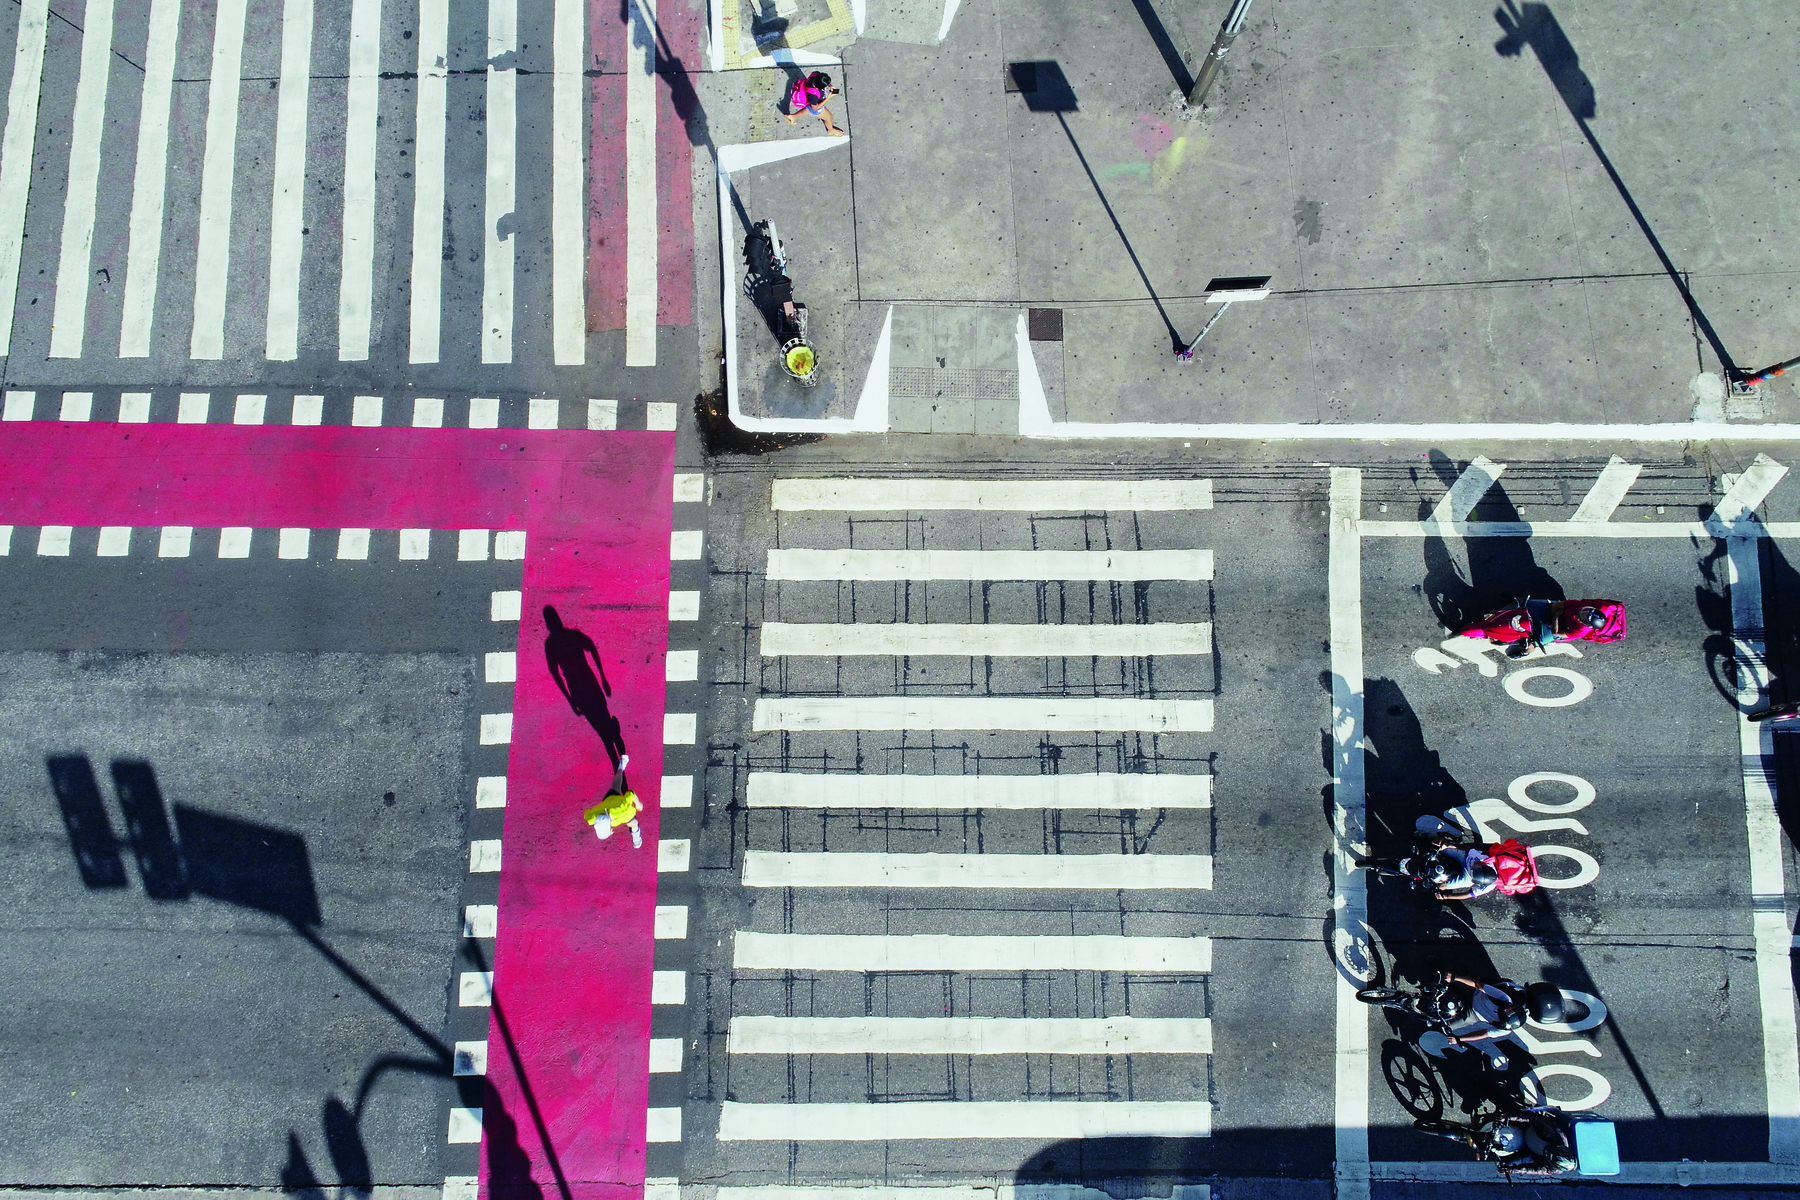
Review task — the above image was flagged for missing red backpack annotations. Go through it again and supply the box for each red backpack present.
[1487,839,1539,895]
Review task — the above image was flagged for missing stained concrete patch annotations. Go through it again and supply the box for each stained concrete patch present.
[887,305,1020,432]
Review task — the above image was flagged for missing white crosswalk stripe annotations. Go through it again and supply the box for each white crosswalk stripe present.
[725,474,1220,1155]
[0,0,673,370]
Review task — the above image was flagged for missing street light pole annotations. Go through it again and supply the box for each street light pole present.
[1185,0,1254,109]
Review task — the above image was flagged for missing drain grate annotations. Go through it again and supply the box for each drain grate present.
[889,367,1020,400]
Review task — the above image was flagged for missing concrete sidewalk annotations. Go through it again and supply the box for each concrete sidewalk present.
[690,0,1800,435]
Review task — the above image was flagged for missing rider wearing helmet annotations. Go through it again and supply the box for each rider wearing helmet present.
[1438,971,1531,1054]
[1428,845,1499,901]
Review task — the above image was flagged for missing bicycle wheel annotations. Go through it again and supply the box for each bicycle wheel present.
[1412,1118,1472,1145]
[1356,987,1407,1008]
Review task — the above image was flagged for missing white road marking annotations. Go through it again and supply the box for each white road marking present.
[772,479,1214,512]
[0,0,48,357]
[2,390,32,419]
[47,0,114,359]
[587,398,618,429]
[414,397,444,427]
[651,970,685,1003]
[443,1176,479,1200]
[624,0,657,365]
[664,712,697,743]
[479,713,512,744]
[1569,455,1640,522]
[157,526,191,557]
[1729,532,1800,1163]
[760,621,1212,658]
[666,649,697,680]
[527,397,559,428]
[446,1107,483,1140]
[337,0,380,360]
[1428,455,1504,525]
[673,472,704,502]
[218,527,252,557]
[490,589,522,620]
[483,651,516,682]
[351,395,381,426]
[462,904,497,936]
[177,393,209,423]
[458,971,493,1005]
[291,395,323,424]
[669,590,699,620]
[661,775,692,807]
[37,527,71,556]
[458,529,491,560]
[189,0,249,359]
[1362,519,1800,540]
[120,393,151,421]
[1376,1162,1800,1186]
[551,0,582,364]
[475,777,506,808]
[742,851,1212,890]
[264,0,312,360]
[409,0,448,363]
[482,0,515,363]
[717,1101,1211,1140]
[767,548,1214,581]
[453,1040,487,1075]
[671,530,703,559]
[494,530,526,559]
[646,400,676,429]
[745,772,1210,809]
[658,839,690,872]
[399,529,431,559]
[96,527,130,556]
[646,1108,681,1142]
[752,696,1213,732]
[117,0,179,356]
[728,1016,1212,1056]
[277,528,310,559]
[733,932,1212,973]
[469,397,499,428]
[60,392,92,420]
[468,839,501,871]
[0,525,10,554]
[1716,453,1789,527]
[649,1038,683,1072]
[653,905,688,938]
[717,1191,1012,1200]
[233,394,265,424]
[337,528,370,559]
[1329,466,1370,1200]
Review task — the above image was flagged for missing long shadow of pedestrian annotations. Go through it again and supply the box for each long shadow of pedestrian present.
[1419,449,1563,629]
[544,606,628,768]
[1494,1,1740,377]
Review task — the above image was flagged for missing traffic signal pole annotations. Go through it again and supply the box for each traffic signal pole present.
[1186,0,1255,109]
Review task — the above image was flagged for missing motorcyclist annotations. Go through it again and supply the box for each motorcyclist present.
[1437,971,1562,1062]
[1424,849,1500,901]
[1481,1108,1581,1175]
[1506,598,1611,657]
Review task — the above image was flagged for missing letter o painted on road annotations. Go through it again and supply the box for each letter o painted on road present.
[1508,771,1597,815]
[1524,1064,1613,1111]
[1502,666,1593,708]
[1531,845,1601,890]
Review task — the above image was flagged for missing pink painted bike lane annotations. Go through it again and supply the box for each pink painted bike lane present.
[0,424,677,1200]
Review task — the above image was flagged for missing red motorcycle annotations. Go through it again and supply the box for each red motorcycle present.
[1456,598,1625,656]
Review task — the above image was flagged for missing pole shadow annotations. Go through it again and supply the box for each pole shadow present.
[543,606,628,768]
[1494,1,1740,377]
[1418,450,1564,629]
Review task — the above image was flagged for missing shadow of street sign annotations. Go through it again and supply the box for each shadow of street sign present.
[1005,60,1077,113]
[175,803,323,927]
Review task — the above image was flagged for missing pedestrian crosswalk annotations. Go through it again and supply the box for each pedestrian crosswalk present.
[0,0,690,371]
[713,473,1219,1168]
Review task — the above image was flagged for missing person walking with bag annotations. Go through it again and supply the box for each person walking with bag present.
[786,71,845,136]
[584,754,644,849]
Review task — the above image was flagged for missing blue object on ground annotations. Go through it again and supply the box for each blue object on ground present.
[1573,1116,1620,1176]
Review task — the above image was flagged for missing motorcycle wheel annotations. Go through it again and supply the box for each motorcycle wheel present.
[1749,703,1800,723]
[1412,1118,1472,1144]
[1355,987,1407,1008]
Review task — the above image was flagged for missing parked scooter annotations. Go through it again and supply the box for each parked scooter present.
[1454,597,1626,657]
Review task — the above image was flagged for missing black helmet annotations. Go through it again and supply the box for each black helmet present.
[1469,862,1499,891]
[1493,1002,1526,1031]
[1425,857,1456,886]
[1526,982,1566,1024]
[1425,988,1469,1022]
[1580,606,1607,629]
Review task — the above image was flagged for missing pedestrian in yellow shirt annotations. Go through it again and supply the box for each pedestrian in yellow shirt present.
[583,755,644,848]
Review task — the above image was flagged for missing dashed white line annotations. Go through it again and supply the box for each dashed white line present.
[1428,454,1503,524]
[741,851,1213,890]
[218,528,252,558]
[732,932,1213,973]
[760,621,1212,658]
[752,696,1213,732]
[1569,455,1641,522]
[60,392,92,421]
[490,589,522,621]
[745,772,1211,809]
[728,1016,1213,1056]
[0,0,49,358]
[772,478,1214,512]
[400,529,431,559]
[351,395,382,426]
[234,394,266,424]
[414,397,445,427]
[47,0,114,359]
[337,528,370,559]
[264,0,312,360]
[157,526,191,557]
[766,548,1214,581]
[479,713,512,744]
[97,527,130,556]
[177,393,209,423]
[189,0,249,360]
[120,392,151,421]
